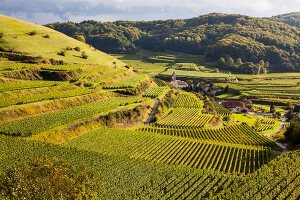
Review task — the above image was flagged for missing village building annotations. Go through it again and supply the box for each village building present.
[221,98,253,113]
[170,72,189,88]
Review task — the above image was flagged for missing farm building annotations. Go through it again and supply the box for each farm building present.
[221,101,245,109]
[221,98,253,113]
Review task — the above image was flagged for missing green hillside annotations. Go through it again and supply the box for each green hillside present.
[0,15,123,67]
[0,14,299,199]
[47,13,300,72]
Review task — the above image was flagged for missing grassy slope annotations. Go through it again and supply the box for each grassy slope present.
[0,15,124,67]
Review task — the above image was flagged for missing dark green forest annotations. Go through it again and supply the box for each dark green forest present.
[47,13,300,73]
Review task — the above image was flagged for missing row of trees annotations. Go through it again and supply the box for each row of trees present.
[217,56,269,74]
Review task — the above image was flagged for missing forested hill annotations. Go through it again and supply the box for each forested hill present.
[47,13,300,72]
[270,12,300,28]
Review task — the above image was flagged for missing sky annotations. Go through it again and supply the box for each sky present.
[0,0,300,24]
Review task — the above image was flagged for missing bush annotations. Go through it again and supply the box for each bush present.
[0,33,3,39]
[49,58,65,65]
[74,46,81,51]
[75,34,86,43]
[65,46,72,50]
[81,51,88,59]
[57,50,66,56]
[43,34,50,38]
[28,30,37,36]
[0,157,100,199]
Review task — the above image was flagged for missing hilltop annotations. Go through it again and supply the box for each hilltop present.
[47,13,300,72]
[270,12,300,28]
[0,14,123,67]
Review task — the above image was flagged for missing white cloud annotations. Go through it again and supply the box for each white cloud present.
[0,0,299,23]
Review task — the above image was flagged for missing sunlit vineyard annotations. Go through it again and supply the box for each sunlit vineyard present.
[255,117,277,132]
[217,150,300,200]
[174,93,203,108]
[142,87,168,98]
[0,97,145,136]
[0,78,61,92]
[1,18,299,199]
[103,74,149,89]
[139,123,277,148]
[154,108,213,128]
[0,84,94,107]
[130,135,272,174]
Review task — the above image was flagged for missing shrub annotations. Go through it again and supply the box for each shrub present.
[0,33,3,39]
[57,50,66,56]
[75,34,86,43]
[28,30,37,36]
[43,34,50,38]
[49,58,65,65]
[65,46,72,50]
[74,46,81,52]
[81,51,88,59]
[0,157,101,199]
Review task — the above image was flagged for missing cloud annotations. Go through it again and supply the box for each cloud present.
[0,0,299,24]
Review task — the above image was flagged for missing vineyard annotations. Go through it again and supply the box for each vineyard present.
[139,123,277,148]
[0,84,94,108]
[63,128,273,175]
[0,96,145,136]
[142,87,168,98]
[216,73,300,102]
[255,117,277,132]
[103,74,149,89]
[130,135,272,174]
[174,93,203,108]
[154,108,213,128]
[1,14,300,199]
[217,150,300,200]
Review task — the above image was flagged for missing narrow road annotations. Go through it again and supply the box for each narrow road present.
[264,116,288,155]
[145,98,160,126]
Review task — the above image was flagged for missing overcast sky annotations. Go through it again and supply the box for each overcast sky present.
[1,0,300,24]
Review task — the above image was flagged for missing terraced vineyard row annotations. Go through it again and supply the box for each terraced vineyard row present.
[103,74,149,89]
[174,93,203,108]
[0,84,93,107]
[260,117,276,125]
[154,78,168,86]
[0,92,115,123]
[213,103,231,116]
[256,124,274,132]
[154,108,213,128]
[0,78,61,92]
[218,150,300,200]
[130,135,272,174]
[157,171,238,199]
[139,123,277,148]
[0,134,239,199]
[0,96,145,136]
[254,117,277,132]
[142,87,167,98]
